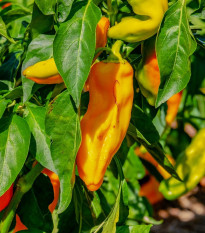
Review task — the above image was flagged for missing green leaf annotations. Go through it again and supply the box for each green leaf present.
[30,3,54,39]
[24,103,55,172]
[45,90,81,213]
[127,123,181,181]
[0,16,15,43]
[17,174,54,232]
[130,105,160,145]
[53,0,101,106]
[0,115,30,196]
[116,225,152,233]
[0,99,11,119]
[34,0,55,15]
[4,86,23,100]
[123,144,145,181]
[92,157,128,233]
[57,0,75,22]
[0,52,23,91]
[22,34,55,102]
[156,0,197,107]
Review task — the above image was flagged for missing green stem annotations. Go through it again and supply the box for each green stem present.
[107,40,124,62]
[107,0,117,26]
[0,163,44,233]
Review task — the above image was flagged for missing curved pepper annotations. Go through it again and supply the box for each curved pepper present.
[136,37,160,106]
[0,184,13,212]
[23,17,110,85]
[166,91,183,125]
[77,60,134,191]
[159,128,205,200]
[108,0,168,43]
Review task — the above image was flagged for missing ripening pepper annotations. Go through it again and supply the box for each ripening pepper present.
[23,17,110,85]
[136,147,175,204]
[108,0,168,43]
[0,0,11,9]
[166,91,183,125]
[77,59,134,191]
[0,184,13,212]
[139,174,163,204]
[159,128,205,200]
[136,37,160,106]
[84,16,110,91]
[135,146,175,179]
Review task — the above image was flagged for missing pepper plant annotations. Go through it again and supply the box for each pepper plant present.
[0,0,205,233]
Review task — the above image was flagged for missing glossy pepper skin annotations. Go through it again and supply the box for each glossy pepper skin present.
[108,0,168,43]
[136,37,160,106]
[0,184,13,212]
[84,16,110,91]
[166,91,183,125]
[159,128,205,200]
[136,147,175,204]
[77,61,134,191]
[23,17,109,85]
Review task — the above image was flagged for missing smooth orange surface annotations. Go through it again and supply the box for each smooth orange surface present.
[135,147,175,179]
[84,16,110,92]
[139,175,163,204]
[27,74,63,84]
[0,0,11,9]
[0,184,13,212]
[166,91,183,125]
[77,61,134,191]
[13,215,27,233]
[42,168,60,213]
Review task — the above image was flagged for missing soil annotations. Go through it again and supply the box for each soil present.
[151,184,205,233]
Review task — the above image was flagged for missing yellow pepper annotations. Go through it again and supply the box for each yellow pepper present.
[23,17,110,85]
[23,58,59,79]
[136,37,160,106]
[77,55,134,191]
[108,0,168,43]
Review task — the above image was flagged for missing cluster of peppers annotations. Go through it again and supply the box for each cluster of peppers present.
[1,0,204,226]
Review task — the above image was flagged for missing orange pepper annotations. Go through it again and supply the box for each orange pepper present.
[26,74,63,85]
[84,16,110,91]
[139,175,163,204]
[166,91,183,125]
[0,0,11,9]
[0,184,13,212]
[77,59,134,191]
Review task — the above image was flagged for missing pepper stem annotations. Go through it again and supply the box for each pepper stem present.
[107,40,124,63]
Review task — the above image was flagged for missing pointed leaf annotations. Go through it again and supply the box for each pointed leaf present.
[0,115,30,196]
[53,0,101,106]
[156,0,197,107]
[57,0,75,22]
[34,0,55,15]
[24,103,56,172]
[45,90,81,213]
[0,16,15,43]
